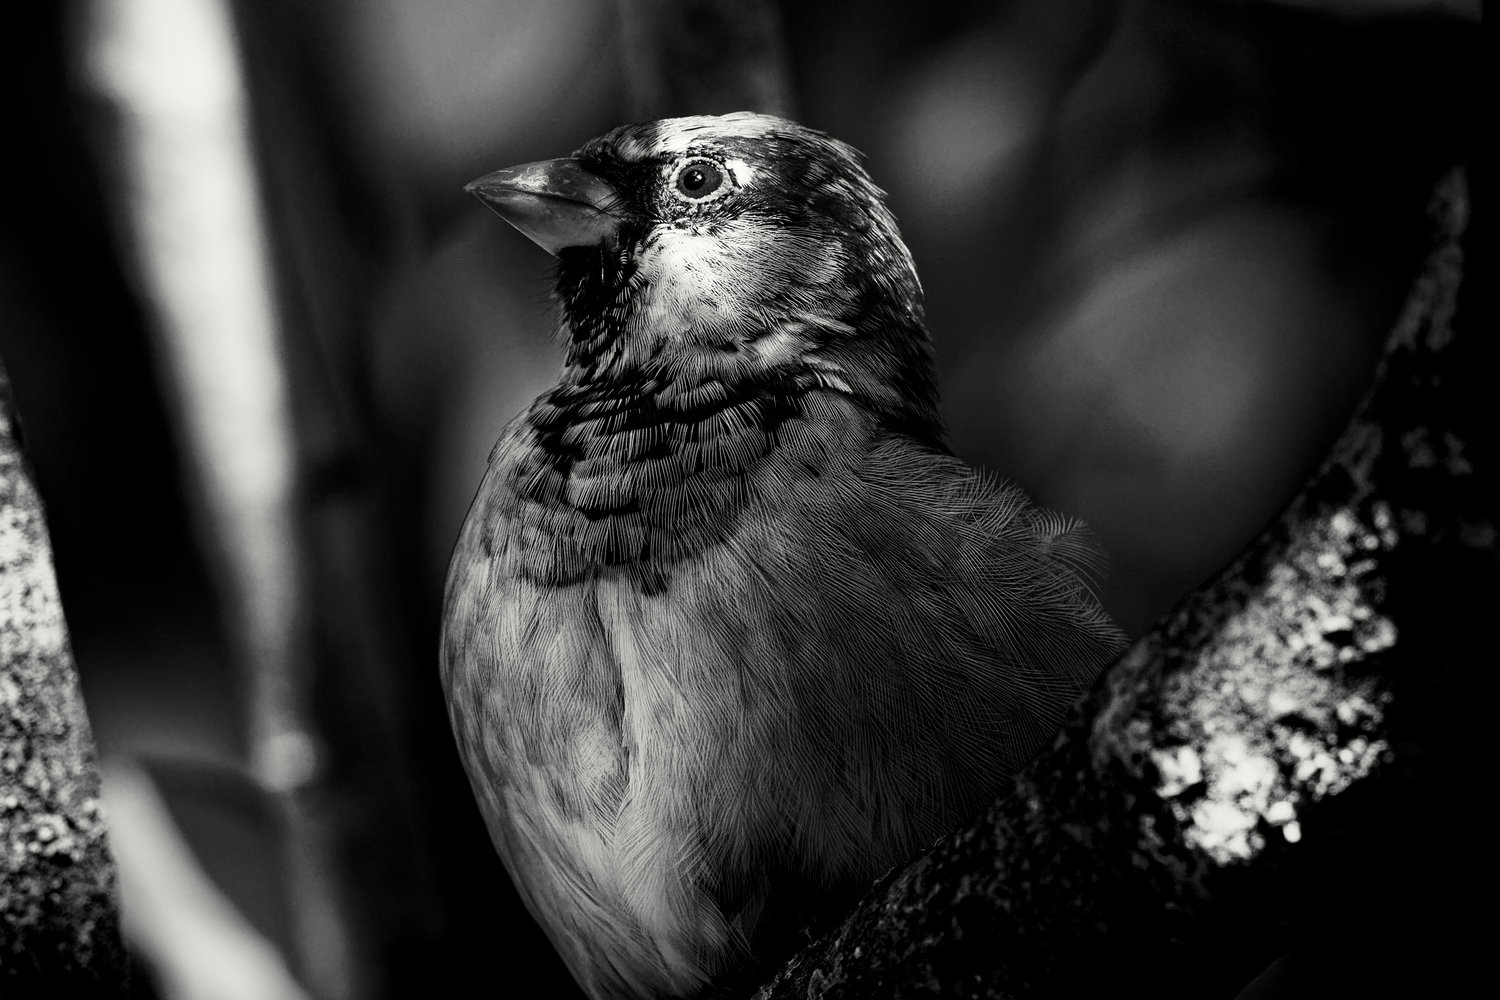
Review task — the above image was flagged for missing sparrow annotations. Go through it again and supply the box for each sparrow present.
[441,112,1127,1000]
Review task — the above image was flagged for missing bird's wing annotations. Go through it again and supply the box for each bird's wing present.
[656,431,1127,874]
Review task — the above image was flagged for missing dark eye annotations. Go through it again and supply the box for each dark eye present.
[674,160,725,199]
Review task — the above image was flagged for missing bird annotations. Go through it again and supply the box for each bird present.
[440,112,1127,1000]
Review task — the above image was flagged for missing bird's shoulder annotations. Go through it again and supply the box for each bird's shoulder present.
[726,433,1126,687]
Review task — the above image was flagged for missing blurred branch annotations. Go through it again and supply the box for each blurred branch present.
[758,162,1492,996]
[102,761,311,1000]
[0,361,126,993]
[74,0,365,996]
[222,0,474,989]
[615,0,795,118]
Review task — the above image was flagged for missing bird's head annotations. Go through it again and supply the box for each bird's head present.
[468,113,942,439]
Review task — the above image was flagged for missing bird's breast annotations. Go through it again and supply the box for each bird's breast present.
[490,372,867,586]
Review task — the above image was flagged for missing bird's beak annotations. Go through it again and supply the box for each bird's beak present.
[465,159,622,256]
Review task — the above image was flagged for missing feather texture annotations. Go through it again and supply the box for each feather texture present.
[442,113,1126,999]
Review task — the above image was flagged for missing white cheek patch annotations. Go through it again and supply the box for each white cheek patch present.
[629,217,848,353]
[723,158,755,188]
[632,228,743,336]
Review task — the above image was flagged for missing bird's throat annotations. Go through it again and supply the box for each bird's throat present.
[500,366,850,587]
[504,246,943,586]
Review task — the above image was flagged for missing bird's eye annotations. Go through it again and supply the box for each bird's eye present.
[673,160,725,200]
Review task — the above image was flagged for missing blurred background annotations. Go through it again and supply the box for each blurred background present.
[0,0,1484,997]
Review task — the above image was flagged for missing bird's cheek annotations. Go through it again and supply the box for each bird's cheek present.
[632,230,745,339]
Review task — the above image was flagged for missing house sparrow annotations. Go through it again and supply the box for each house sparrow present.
[441,112,1126,999]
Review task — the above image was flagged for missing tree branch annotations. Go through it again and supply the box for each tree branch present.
[0,361,126,993]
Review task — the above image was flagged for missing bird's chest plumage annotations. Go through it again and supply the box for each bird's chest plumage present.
[497,370,850,585]
[441,372,1126,999]
[439,375,874,995]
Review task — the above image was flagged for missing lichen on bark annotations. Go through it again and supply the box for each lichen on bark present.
[0,363,126,991]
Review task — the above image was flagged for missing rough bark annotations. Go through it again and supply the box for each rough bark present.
[755,162,1493,997]
[0,362,127,993]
